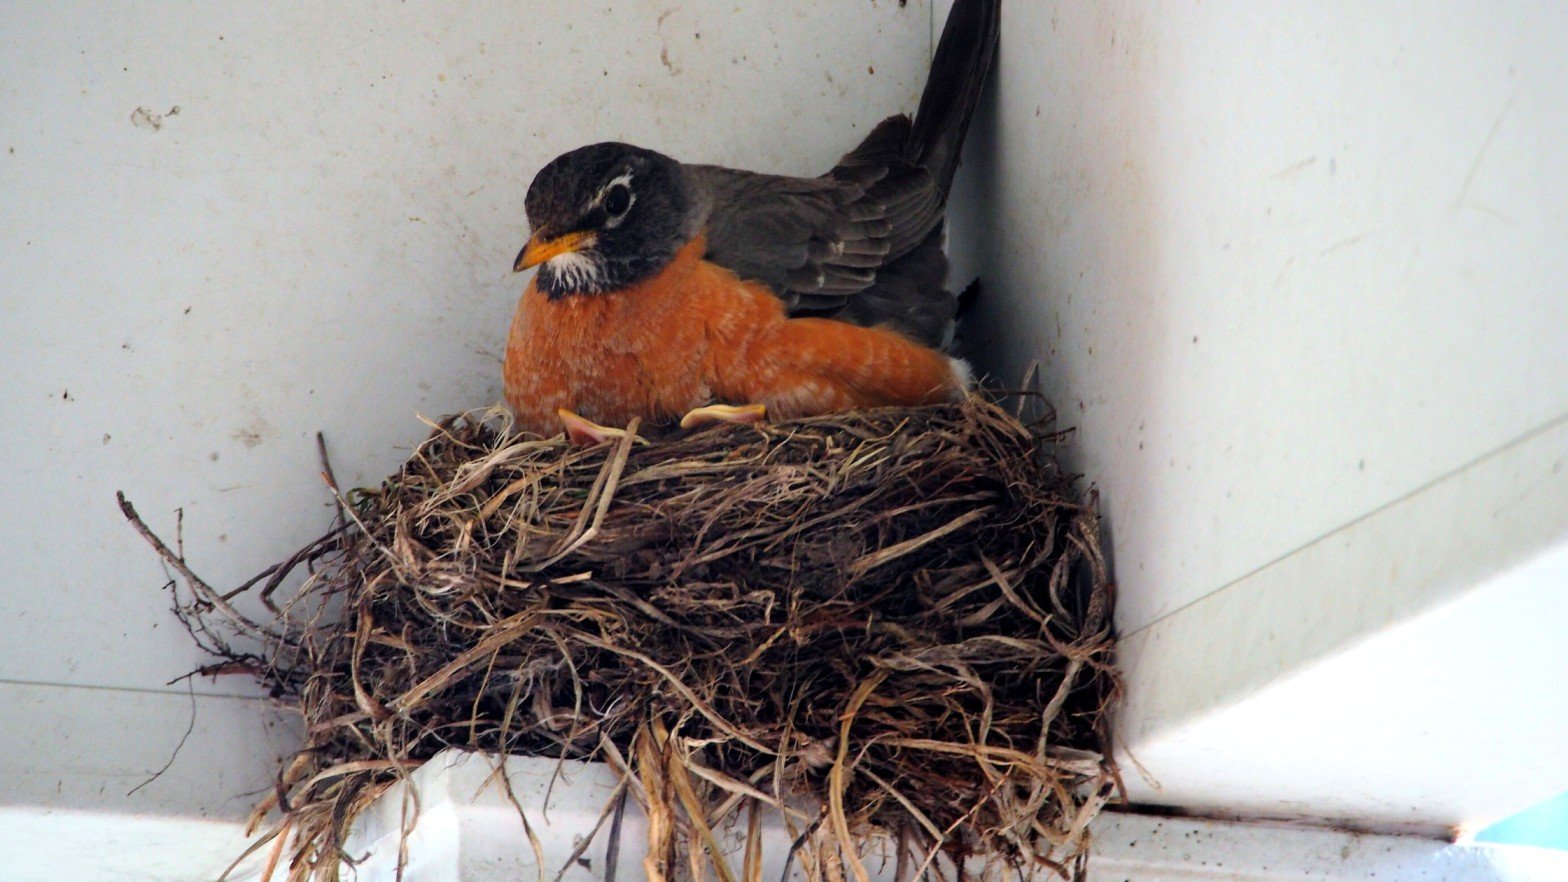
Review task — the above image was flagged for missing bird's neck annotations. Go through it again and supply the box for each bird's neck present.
[538,233,711,302]
[525,234,711,309]
[620,234,708,296]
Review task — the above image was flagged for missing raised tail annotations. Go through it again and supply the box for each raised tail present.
[753,0,1000,350]
[907,0,1001,197]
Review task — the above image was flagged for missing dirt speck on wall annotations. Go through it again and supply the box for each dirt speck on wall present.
[230,417,274,449]
[129,105,180,132]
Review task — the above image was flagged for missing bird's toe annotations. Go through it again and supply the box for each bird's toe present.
[558,409,636,446]
[679,403,768,431]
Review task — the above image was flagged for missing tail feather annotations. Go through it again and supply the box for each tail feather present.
[797,0,1000,351]
[907,0,1001,196]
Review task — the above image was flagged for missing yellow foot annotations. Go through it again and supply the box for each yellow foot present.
[678,403,768,431]
[558,408,634,446]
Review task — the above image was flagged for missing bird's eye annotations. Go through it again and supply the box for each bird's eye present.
[603,183,632,217]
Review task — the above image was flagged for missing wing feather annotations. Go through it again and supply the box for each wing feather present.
[682,0,1000,349]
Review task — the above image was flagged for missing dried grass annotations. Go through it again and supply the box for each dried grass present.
[120,395,1120,882]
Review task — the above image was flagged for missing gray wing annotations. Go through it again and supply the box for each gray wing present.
[685,115,955,348]
[684,0,998,351]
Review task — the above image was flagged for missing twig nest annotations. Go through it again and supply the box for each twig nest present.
[144,397,1120,880]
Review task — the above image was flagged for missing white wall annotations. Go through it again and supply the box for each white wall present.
[0,3,935,873]
[5,0,1568,876]
[942,0,1568,832]
[949,0,1568,633]
[0,0,933,700]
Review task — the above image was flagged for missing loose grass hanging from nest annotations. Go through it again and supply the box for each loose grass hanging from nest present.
[120,396,1120,882]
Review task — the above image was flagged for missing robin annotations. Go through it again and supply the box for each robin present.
[504,0,1000,444]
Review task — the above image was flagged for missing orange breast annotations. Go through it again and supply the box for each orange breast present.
[504,237,732,435]
[503,235,962,437]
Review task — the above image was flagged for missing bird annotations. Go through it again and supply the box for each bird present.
[503,0,1001,444]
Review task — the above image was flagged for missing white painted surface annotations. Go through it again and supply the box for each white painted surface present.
[0,682,298,879]
[940,0,1568,836]
[0,0,932,696]
[1117,416,1568,831]
[0,2,934,876]
[949,1,1568,634]
[307,755,1568,882]
[5,0,1568,877]
[0,808,254,882]
[1090,812,1568,882]
[342,750,909,882]
[0,681,297,818]
[1125,540,1568,832]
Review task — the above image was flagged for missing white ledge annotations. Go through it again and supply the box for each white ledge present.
[325,751,1568,881]
[1090,812,1568,882]
[1116,414,1568,831]
[342,750,912,882]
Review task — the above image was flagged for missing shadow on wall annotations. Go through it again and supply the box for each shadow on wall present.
[969,7,1157,428]
[946,5,1164,594]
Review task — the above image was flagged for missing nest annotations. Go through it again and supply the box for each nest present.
[120,396,1120,882]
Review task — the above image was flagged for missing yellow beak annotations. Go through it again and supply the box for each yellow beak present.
[514,230,593,272]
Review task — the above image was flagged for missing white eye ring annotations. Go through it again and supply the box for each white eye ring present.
[599,172,635,227]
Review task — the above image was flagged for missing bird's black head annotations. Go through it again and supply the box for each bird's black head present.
[514,142,697,298]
